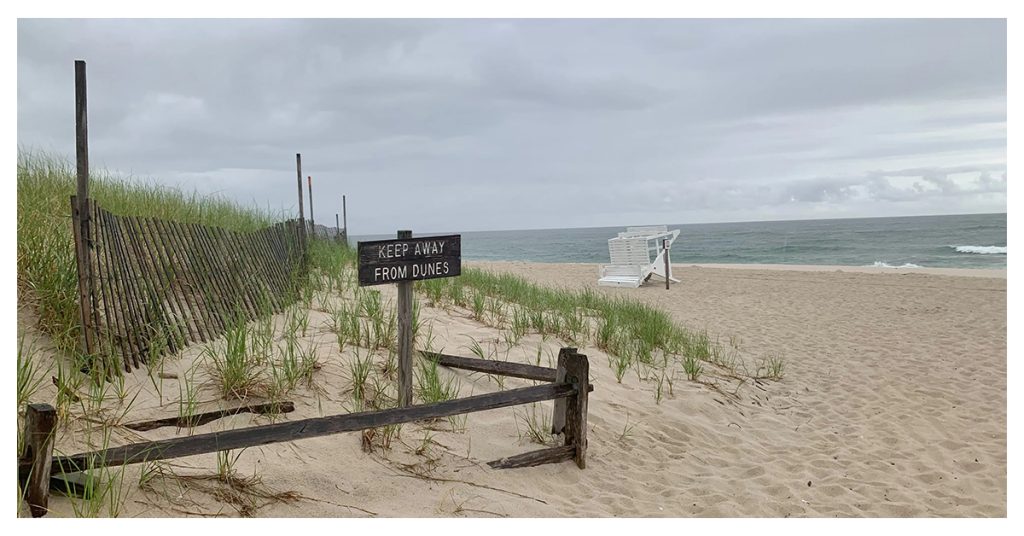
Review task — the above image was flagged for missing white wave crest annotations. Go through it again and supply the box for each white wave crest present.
[868,261,923,268]
[951,245,1006,255]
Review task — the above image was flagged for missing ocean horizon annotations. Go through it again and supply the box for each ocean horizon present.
[351,212,1007,270]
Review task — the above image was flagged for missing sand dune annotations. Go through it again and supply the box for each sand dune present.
[19,262,1005,517]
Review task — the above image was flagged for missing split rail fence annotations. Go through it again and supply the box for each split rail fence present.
[72,196,306,374]
[18,348,592,517]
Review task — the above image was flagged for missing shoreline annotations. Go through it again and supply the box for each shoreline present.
[464,260,1007,279]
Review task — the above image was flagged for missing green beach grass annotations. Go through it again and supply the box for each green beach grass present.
[17,151,279,357]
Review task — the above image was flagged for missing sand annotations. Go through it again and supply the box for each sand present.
[18,262,1006,518]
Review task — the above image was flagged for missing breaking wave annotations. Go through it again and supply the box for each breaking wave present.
[868,261,923,268]
[951,245,1006,255]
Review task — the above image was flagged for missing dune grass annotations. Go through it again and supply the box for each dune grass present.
[414,268,727,381]
[17,150,279,358]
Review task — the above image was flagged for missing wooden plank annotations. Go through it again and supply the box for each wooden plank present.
[125,401,295,431]
[208,227,251,322]
[664,238,670,290]
[264,226,295,307]
[70,196,96,358]
[235,227,275,314]
[487,445,576,469]
[423,351,558,382]
[86,199,107,374]
[107,211,150,368]
[188,223,234,332]
[551,347,572,434]
[357,234,461,287]
[32,382,576,476]
[131,216,189,348]
[20,403,57,517]
[178,222,228,335]
[158,218,211,343]
[307,175,314,231]
[563,351,589,469]
[295,154,307,263]
[73,61,95,363]
[249,228,285,312]
[397,230,413,408]
[157,218,210,343]
[223,227,263,320]
[93,202,132,372]
[141,217,197,344]
[120,215,180,356]
[262,224,292,305]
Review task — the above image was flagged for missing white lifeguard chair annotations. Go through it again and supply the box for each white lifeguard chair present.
[598,225,681,288]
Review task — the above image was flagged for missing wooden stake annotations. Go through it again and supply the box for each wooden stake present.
[397,229,413,407]
[563,350,589,469]
[72,60,95,359]
[307,176,315,234]
[295,154,306,257]
[342,195,347,242]
[664,238,670,290]
[21,404,57,517]
[551,347,574,434]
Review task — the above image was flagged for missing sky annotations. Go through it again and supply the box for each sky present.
[17,18,1007,235]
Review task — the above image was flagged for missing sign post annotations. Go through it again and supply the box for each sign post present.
[663,239,670,290]
[357,232,461,407]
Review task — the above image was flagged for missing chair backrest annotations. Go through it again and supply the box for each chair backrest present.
[608,237,652,265]
[608,227,680,266]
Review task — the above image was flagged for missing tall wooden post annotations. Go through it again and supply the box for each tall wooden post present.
[342,195,347,242]
[72,60,95,357]
[397,229,413,407]
[295,154,306,256]
[307,176,315,235]
[21,404,57,517]
[663,238,670,290]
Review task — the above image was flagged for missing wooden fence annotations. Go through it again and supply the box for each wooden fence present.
[18,348,592,517]
[72,196,306,374]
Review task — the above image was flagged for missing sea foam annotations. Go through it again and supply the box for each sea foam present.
[868,261,923,268]
[951,245,1006,255]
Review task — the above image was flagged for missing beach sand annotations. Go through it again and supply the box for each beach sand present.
[18,262,1006,517]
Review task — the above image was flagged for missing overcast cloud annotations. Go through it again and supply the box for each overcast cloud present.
[17,19,1006,234]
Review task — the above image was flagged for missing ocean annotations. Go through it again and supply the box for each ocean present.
[353,213,1007,270]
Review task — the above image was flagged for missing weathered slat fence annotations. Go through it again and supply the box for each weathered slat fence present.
[72,196,306,374]
[18,349,592,517]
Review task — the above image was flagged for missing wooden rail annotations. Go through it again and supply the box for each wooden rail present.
[19,350,591,517]
[422,351,558,382]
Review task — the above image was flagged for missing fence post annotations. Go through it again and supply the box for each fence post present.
[72,60,96,359]
[551,347,574,434]
[342,195,347,243]
[295,154,306,258]
[21,404,57,517]
[663,238,670,290]
[307,175,315,234]
[563,350,589,469]
[335,213,340,242]
[397,229,413,407]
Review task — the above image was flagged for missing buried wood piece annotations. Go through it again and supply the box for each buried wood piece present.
[20,404,57,517]
[124,401,296,431]
[487,445,576,469]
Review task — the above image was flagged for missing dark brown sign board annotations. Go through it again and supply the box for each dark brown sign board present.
[357,234,461,286]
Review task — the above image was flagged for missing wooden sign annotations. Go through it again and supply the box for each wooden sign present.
[357,234,461,287]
